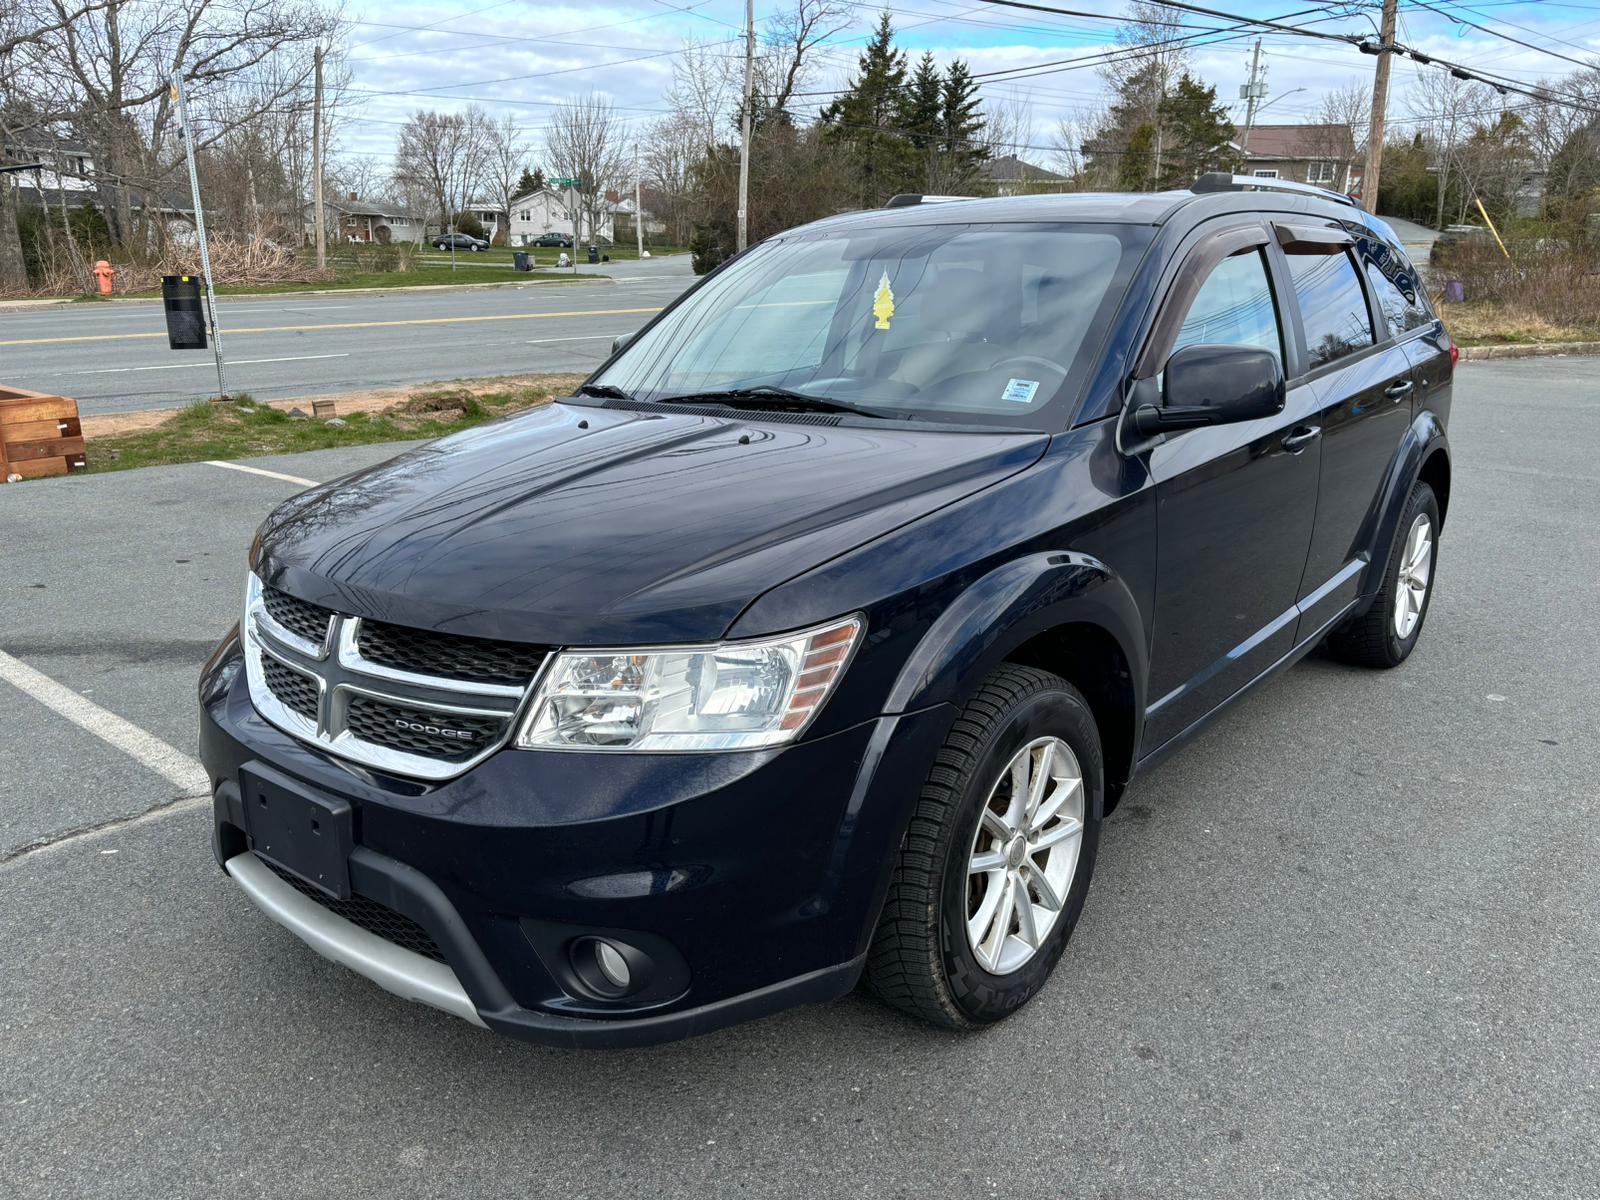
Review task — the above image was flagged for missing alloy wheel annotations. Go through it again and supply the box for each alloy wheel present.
[964,736,1086,975]
[1393,512,1434,640]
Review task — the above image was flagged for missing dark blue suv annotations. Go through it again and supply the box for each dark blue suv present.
[200,177,1453,1046]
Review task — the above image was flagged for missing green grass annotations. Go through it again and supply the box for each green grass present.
[84,376,585,474]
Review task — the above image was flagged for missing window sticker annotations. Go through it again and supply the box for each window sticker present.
[1001,378,1040,404]
[872,271,895,330]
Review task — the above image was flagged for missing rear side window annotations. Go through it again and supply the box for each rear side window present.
[1356,234,1433,338]
[1170,248,1282,366]
[1285,249,1374,369]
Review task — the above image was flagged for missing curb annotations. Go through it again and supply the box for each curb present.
[1459,341,1600,361]
[0,273,614,311]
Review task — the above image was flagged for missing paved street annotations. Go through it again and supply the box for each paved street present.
[0,255,695,416]
[1,358,1597,1198]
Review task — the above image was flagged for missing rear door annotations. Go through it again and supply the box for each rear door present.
[1270,218,1415,635]
[1139,219,1323,751]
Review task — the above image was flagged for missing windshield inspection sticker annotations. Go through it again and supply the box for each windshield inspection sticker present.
[1001,378,1040,404]
[872,271,896,330]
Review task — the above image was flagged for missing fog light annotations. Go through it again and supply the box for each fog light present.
[595,941,630,991]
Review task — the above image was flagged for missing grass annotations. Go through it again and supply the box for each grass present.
[83,375,585,474]
[1437,301,1600,347]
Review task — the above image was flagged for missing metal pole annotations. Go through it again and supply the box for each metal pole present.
[635,144,645,259]
[312,46,326,271]
[1240,38,1262,157]
[1363,0,1398,214]
[171,69,228,399]
[736,0,754,252]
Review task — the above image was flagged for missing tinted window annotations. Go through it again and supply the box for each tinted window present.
[1170,247,1282,366]
[1355,234,1433,338]
[1286,249,1374,368]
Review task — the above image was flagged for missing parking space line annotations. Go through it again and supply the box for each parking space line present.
[203,461,319,487]
[0,649,208,796]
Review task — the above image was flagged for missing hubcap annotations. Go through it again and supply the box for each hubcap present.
[964,736,1086,976]
[1393,512,1434,640]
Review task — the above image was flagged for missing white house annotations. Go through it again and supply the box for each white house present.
[505,186,615,245]
[302,195,425,244]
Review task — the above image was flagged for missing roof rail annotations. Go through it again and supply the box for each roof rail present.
[1190,172,1358,209]
[884,193,976,208]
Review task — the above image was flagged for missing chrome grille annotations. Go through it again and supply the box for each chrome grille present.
[262,585,334,646]
[357,620,546,687]
[243,574,545,781]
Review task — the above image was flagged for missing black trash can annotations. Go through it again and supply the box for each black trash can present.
[161,275,207,350]
[512,251,531,272]
[587,244,599,264]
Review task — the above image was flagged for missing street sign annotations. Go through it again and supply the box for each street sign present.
[551,177,579,188]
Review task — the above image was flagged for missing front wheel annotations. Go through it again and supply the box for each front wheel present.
[864,665,1103,1029]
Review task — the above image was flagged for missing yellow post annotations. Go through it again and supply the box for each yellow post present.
[1474,196,1511,260]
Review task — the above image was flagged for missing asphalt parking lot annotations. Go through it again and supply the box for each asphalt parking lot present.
[2,357,1597,1199]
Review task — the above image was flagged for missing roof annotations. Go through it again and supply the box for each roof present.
[1237,123,1356,160]
[982,155,1066,183]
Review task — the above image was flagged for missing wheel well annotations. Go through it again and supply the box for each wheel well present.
[1419,448,1451,529]
[1005,623,1137,813]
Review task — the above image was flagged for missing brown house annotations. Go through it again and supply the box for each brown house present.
[1232,123,1359,194]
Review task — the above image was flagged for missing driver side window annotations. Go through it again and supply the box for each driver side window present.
[1168,247,1284,375]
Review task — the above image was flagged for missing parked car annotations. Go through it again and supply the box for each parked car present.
[431,232,488,251]
[201,175,1453,1048]
[532,232,573,248]
[1429,223,1493,267]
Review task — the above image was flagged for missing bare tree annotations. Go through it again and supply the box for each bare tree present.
[393,106,494,236]
[1407,70,1491,228]
[483,114,532,243]
[1313,79,1371,160]
[984,93,1037,161]
[544,92,627,244]
[665,38,737,151]
[757,0,850,121]
[1099,0,1193,131]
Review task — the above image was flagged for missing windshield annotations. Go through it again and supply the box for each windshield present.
[592,221,1152,427]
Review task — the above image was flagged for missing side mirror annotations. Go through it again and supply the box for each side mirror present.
[1131,344,1285,436]
[611,332,635,356]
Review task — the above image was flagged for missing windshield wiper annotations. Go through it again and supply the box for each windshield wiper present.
[575,382,631,399]
[656,386,891,419]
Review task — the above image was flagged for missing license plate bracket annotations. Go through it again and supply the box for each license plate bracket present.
[239,764,353,899]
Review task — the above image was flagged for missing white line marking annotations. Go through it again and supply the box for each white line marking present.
[203,461,320,487]
[228,353,350,366]
[76,362,210,375]
[0,649,208,795]
[525,333,624,345]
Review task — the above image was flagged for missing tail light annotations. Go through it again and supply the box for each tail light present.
[1449,343,1460,369]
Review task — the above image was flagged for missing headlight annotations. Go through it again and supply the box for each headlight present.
[516,615,862,751]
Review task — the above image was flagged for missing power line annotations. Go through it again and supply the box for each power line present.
[1404,0,1600,69]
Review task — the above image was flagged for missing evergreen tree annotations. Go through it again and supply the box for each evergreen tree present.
[1117,123,1156,191]
[515,166,546,196]
[1155,73,1235,187]
[906,52,943,150]
[938,59,988,188]
[818,13,915,205]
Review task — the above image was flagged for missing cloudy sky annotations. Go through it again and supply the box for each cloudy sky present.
[332,0,1600,171]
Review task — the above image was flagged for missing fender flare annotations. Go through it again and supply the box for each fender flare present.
[884,550,1148,724]
[1356,411,1450,606]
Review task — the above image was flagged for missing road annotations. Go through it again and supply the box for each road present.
[0,255,696,416]
[1,358,1597,1198]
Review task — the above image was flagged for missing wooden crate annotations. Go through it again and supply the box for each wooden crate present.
[0,386,85,483]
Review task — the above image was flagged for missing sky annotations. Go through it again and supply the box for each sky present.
[332,0,1600,172]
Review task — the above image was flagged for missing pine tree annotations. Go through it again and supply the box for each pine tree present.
[1117,123,1157,191]
[818,13,915,205]
[906,52,943,150]
[939,59,987,188]
[1155,73,1235,188]
[515,166,545,196]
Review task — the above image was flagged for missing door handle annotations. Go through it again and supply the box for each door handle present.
[1282,425,1321,452]
[1385,379,1415,400]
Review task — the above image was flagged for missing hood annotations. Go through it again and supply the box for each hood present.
[255,402,1046,645]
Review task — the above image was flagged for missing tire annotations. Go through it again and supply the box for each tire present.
[1329,481,1440,668]
[864,664,1103,1029]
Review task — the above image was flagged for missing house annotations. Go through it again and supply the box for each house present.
[1233,123,1358,193]
[303,194,425,244]
[2,136,98,197]
[981,156,1066,195]
[504,186,615,245]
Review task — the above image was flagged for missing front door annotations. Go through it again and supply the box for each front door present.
[1139,229,1323,751]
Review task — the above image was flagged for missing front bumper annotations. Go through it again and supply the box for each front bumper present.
[201,636,954,1047]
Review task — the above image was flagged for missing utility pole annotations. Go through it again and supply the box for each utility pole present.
[170,68,228,399]
[1363,0,1399,214]
[312,45,326,271]
[1239,38,1265,157]
[736,0,754,252]
[634,144,645,259]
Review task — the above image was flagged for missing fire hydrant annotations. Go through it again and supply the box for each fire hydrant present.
[93,260,114,296]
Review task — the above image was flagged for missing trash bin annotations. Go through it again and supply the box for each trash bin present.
[587,244,599,264]
[161,275,207,350]
[512,251,531,272]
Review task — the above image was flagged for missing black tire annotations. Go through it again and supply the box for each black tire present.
[1329,481,1440,668]
[864,664,1103,1029]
